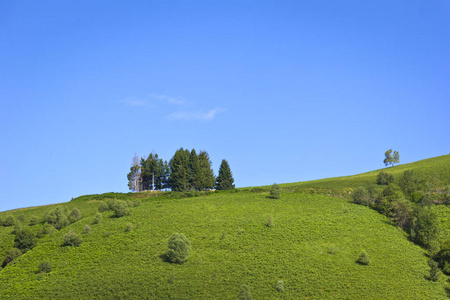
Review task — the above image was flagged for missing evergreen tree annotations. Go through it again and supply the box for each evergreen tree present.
[216,159,235,190]
[189,149,200,190]
[169,148,190,191]
[197,150,215,191]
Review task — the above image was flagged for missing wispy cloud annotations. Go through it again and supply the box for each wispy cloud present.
[166,108,226,122]
[123,98,148,107]
[149,94,186,106]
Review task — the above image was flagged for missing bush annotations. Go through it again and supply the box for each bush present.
[125,223,133,232]
[16,215,26,223]
[377,171,394,185]
[276,280,284,292]
[3,215,15,227]
[84,225,91,233]
[132,199,142,207]
[63,231,82,247]
[398,170,424,197]
[93,213,102,224]
[68,208,82,223]
[42,223,55,235]
[266,215,274,228]
[237,285,253,300]
[113,200,131,218]
[352,186,370,206]
[357,250,370,265]
[411,207,440,252]
[38,261,52,273]
[270,183,281,199]
[14,227,38,253]
[45,207,70,230]
[392,198,413,228]
[166,233,192,264]
[29,216,39,226]
[428,259,440,282]
[1,248,22,268]
[98,202,109,213]
[434,239,450,275]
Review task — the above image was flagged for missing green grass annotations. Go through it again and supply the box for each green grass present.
[0,155,449,299]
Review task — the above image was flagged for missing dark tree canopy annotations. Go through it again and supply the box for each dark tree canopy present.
[216,159,235,190]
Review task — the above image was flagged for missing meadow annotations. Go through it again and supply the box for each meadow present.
[0,155,449,299]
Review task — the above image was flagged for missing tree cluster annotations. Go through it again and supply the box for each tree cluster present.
[127,148,234,192]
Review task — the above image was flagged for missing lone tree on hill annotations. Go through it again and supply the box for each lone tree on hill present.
[216,159,235,190]
[384,149,400,167]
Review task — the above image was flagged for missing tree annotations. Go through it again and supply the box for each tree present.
[169,148,191,192]
[127,154,142,192]
[383,149,399,167]
[398,170,424,197]
[215,159,235,190]
[237,285,253,300]
[411,207,440,252]
[357,250,370,265]
[197,150,215,191]
[392,198,413,228]
[14,227,38,253]
[270,183,281,199]
[189,149,200,190]
[377,171,394,185]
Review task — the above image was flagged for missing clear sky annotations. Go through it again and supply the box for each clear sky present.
[1,1,449,212]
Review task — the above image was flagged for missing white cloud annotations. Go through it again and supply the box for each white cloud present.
[166,108,226,122]
[149,94,186,106]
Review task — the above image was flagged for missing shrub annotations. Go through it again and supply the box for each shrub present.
[398,170,424,197]
[42,222,55,235]
[125,223,133,232]
[352,186,370,206]
[63,231,82,247]
[3,215,15,227]
[14,227,38,253]
[84,225,91,233]
[68,208,82,223]
[270,183,281,199]
[276,280,284,292]
[38,261,52,273]
[392,198,413,228]
[45,207,70,230]
[411,207,440,252]
[266,215,274,228]
[98,202,109,213]
[93,213,102,224]
[16,215,26,223]
[357,250,370,265]
[113,200,131,218]
[434,239,450,275]
[428,259,440,282]
[377,171,394,185]
[29,216,39,226]
[1,248,22,268]
[237,285,253,300]
[166,233,191,264]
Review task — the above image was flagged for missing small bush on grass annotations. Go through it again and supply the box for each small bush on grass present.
[237,285,253,300]
[68,208,82,223]
[84,225,91,233]
[38,261,52,273]
[14,227,38,253]
[276,280,284,292]
[270,183,281,199]
[98,202,109,213]
[166,233,191,264]
[44,207,70,230]
[125,223,133,232]
[63,231,82,247]
[352,186,370,206]
[93,213,102,224]
[357,250,370,265]
[113,200,131,218]
[1,248,22,268]
[266,215,274,228]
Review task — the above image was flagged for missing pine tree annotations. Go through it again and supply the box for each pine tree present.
[169,148,190,192]
[216,159,235,190]
[197,151,215,191]
[189,149,200,190]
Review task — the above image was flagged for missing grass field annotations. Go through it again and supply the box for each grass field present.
[0,155,449,299]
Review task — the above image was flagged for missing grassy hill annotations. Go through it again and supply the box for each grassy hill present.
[1,155,449,299]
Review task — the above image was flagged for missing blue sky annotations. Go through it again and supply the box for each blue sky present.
[1,1,449,212]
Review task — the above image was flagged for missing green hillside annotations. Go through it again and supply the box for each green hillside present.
[1,155,449,299]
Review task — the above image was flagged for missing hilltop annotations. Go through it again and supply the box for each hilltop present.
[0,155,449,299]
